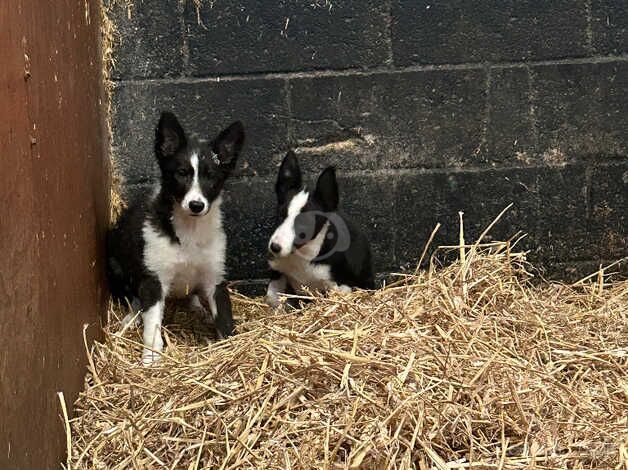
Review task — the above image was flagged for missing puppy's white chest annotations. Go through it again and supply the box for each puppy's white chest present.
[171,242,222,295]
[143,217,226,296]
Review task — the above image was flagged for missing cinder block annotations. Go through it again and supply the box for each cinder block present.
[394,167,539,270]
[392,0,589,65]
[222,177,277,280]
[589,163,628,260]
[107,0,183,80]
[591,0,628,54]
[288,68,487,171]
[531,61,628,159]
[185,0,389,76]
[536,165,592,262]
[485,67,535,165]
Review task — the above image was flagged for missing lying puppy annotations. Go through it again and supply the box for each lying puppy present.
[266,151,374,307]
[107,111,244,364]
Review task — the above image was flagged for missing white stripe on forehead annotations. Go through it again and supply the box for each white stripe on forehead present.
[181,152,209,213]
[269,189,309,257]
[287,190,309,216]
[190,153,199,178]
[189,153,201,195]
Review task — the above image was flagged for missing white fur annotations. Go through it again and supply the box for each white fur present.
[141,301,164,365]
[335,284,352,293]
[144,196,226,297]
[265,276,287,308]
[181,153,209,216]
[140,194,226,364]
[269,221,336,294]
[269,190,309,257]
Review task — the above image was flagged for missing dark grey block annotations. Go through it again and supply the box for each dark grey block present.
[107,0,183,80]
[589,163,628,260]
[536,165,592,262]
[392,0,589,66]
[185,0,389,76]
[485,67,535,164]
[394,168,539,271]
[531,61,628,160]
[118,183,152,206]
[591,0,628,54]
[111,78,289,184]
[229,279,269,298]
[288,68,488,171]
[222,177,277,281]
[539,259,622,283]
[106,0,627,287]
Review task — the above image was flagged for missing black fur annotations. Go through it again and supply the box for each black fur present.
[107,198,161,310]
[212,282,234,336]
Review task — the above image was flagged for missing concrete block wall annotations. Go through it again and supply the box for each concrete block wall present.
[108,0,627,285]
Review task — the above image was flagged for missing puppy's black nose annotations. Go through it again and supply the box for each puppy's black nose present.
[269,242,281,254]
[189,200,205,214]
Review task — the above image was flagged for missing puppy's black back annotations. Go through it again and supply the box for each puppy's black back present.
[318,211,375,289]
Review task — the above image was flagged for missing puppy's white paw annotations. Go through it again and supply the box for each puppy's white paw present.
[266,278,287,308]
[266,292,281,308]
[335,284,353,294]
[142,348,161,366]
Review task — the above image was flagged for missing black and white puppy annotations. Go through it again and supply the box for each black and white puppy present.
[266,151,374,307]
[107,111,244,364]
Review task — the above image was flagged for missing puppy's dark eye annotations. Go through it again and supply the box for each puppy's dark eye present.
[293,212,316,246]
[176,168,189,177]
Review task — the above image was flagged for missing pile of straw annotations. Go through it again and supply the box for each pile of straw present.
[65,223,627,469]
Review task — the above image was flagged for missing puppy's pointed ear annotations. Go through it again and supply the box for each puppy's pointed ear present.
[276,151,302,199]
[212,121,245,167]
[314,166,339,212]
[155,111,186,160]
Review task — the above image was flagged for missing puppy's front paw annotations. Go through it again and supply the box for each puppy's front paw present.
[335,284,352,294]
[266,282,286,308]
[266,292,281,308]
[142,348,161,366]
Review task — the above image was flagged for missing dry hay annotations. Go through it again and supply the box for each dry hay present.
[65,224,627,469]
[99,0,131,224]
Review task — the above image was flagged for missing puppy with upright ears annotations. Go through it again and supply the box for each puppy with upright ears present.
[106,111,244,364]
[266,151,374,307]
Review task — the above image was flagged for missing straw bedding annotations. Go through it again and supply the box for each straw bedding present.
[66,230,627,469]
